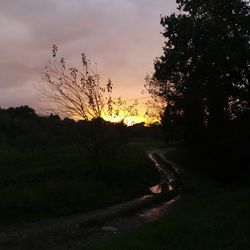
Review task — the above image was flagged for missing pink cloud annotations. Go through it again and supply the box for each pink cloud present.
[0,0,177,109]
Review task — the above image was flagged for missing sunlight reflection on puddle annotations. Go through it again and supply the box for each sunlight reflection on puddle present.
[149,183,174,194]
[149,184,161,194]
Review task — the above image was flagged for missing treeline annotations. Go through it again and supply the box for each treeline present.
[0,105,161,156]
[0,106,78,153]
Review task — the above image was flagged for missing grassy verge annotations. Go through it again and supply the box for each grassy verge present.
[0,140,159,224]
[88,146,250,250]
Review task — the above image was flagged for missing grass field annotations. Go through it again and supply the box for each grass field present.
[0,140,160,224]
[88,146,250,250]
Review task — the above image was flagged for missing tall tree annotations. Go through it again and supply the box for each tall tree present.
[147,0,249,139]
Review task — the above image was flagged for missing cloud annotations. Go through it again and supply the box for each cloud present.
[0,0,177,108]
[0,62,35,89]
[0,82,38,109]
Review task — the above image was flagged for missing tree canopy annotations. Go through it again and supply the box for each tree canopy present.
[145,0,250,181]
[146,0,249,139]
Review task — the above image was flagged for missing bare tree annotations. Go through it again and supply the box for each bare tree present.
[39,45,138,124]
[39,45,113,120]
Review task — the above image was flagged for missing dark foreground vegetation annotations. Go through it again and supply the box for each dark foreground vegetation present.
[89,146,250,250]
[0,0,249,249]
[0,106,161,224]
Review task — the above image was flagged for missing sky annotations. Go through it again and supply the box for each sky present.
[0,0,177,118]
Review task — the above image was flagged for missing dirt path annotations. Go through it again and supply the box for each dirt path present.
[0,148,189,250]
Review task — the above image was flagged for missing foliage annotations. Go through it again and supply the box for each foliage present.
[145,0,250,180]
[0,106,125,176]
[146,0,249,138]
[0,106,163,179]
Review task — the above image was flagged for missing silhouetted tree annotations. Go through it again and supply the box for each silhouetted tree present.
[39,45,138,123]
[144,0,250,182]
[146,0,249,141]
[39,45,113,120]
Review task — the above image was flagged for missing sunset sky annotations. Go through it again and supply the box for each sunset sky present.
[0,0,177,120]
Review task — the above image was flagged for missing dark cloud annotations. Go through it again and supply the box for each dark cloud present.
[0,0,177,109]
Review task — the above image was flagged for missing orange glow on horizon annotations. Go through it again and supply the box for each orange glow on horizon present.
[72,98,162,126]
[102,114,160,126]
[73,114,153,126]
[103,115,145,126]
